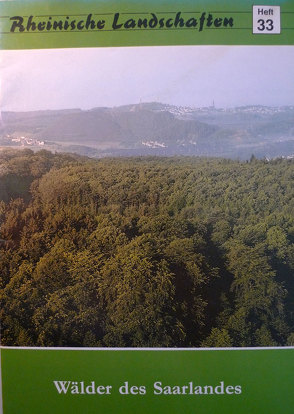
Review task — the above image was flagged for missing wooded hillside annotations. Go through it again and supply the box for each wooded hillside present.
[1,149,293,347]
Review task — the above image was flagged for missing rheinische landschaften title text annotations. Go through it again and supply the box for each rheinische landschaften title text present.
[10,12,234,33]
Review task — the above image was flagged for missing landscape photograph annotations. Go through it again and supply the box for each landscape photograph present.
[0,45,294,347]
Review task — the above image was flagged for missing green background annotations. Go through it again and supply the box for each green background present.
[1,348,294,413]
[0,0,294,49]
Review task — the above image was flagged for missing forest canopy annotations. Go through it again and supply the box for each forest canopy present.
[0,148,294,347]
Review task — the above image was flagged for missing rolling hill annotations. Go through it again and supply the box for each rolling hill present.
[1,102,294,159]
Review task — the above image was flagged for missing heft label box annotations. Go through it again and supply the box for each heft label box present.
[253,5,281,34]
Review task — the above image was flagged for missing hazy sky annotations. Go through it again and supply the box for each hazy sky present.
[1,45,294,111]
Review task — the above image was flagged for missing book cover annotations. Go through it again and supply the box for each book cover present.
[0,0,294,413]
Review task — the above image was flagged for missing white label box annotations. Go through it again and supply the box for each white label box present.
[253,5,281,34]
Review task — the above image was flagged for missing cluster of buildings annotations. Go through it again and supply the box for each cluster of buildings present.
[5,135,45,146]
[230,106,294,115]
[142,140,167,148]
[156,104,294,117]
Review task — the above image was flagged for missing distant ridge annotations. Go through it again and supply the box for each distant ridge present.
[1,103,294,160]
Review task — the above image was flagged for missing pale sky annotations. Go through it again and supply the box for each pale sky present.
[1,45,294,111]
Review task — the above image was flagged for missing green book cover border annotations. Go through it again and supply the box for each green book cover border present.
[0,0,294,49]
